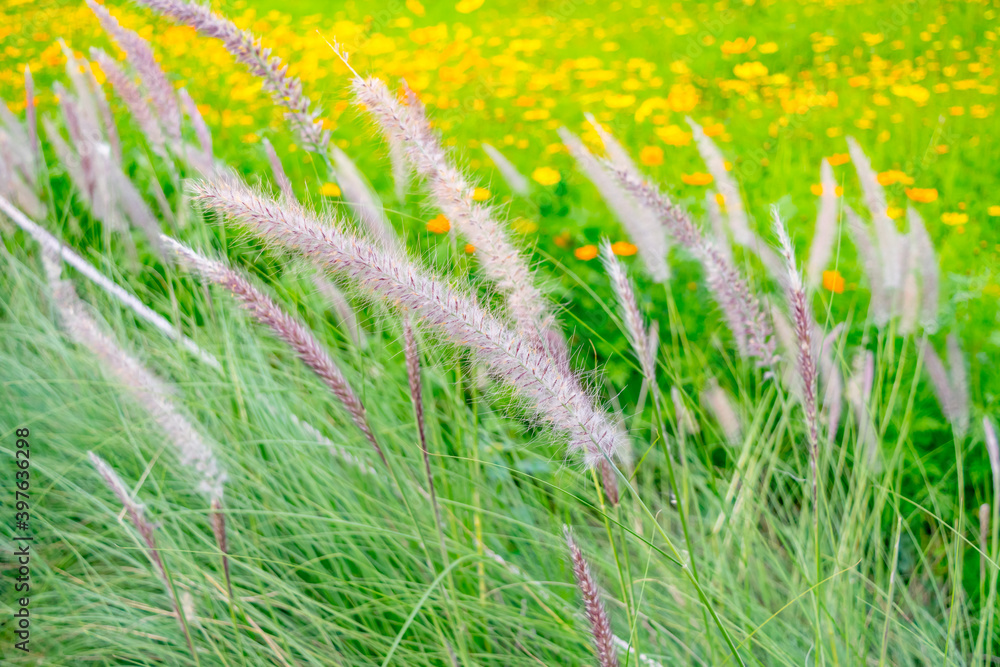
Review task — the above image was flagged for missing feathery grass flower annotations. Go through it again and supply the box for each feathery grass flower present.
[565,527,619,667]
[192,177,628,469]
[164,236,387,467]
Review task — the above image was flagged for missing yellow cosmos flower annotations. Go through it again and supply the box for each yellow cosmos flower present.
[320,182,341,197]
[822,270,845,294]
[455,0,483,13]
[611,241,638,256]
[876,170,914,186]
[574,244,598,261]
[472,187,490,201]
[656,124,691,146]
[427,214,451,233]
[532,167,561,186]
[905,188,938,203]
[639,146,664,166]
[826,153,850,166]
[758,42,779,54]
[733,61,768,80]
[886,206,904,220]
[681,172,714,186]
[941,212,968,226]
[988,205,1000,217]
[862,32,884,46]
[720,37,756,55]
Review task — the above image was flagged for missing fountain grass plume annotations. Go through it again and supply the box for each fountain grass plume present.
[772,209,819,453]
[564,526,620,667]
[921,337,969,437]
[87,0,180,142]
[600,240,654,382]
[846,136,902,291]
[88,452,196,655]
[45,251,227,500]
[403,322,441,529]
[163,235,388,468]
[906,207,939,332]
[330,144,399,251]
[986,417,1000,492]
[24,65,38,167]
[133,0,327,152]
[945,334,970,438]
[806,159,839,288]
[262,137,295,200]
[312,273,364,347]
[0,194,218,368]
[90,48,166,155]
[688,117,783,277]
[844,204,890,325]
[191,176,628,469]
[702,378,742,446]
[350,75,555,343]
[179,87,214,173]
[611,166,775,367]
[481,142,529,196]
[561,126,669,282]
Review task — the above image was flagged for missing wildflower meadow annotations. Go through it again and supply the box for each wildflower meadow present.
[0,0,998,664]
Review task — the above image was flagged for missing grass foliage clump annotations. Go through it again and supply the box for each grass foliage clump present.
[0,2,998,665]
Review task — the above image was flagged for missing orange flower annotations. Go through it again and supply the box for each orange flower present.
[822,270,845,294]
[876,170,914,186]
[464,243,475,254]
[905,187,938,203]
[574,244,598,260]
[639,145,664,166]
[426,214,451,233]
[826,153,850,166]
[611,241,638,256]
[681,172,714,186]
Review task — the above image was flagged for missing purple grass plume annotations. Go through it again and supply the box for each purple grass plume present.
[601,240,655,382]
[133,0,327,152]
[87,0,181,143]
[45,252,226,499]
[562,127,669,283]
[350,74,557,346]
[191,176,628,470]
[565,526,620,667]
[263,137,295,200]
[986,417,1000,492]
[611,166,775,368]
[404,322,442,528]
[702,378,742,446]
[906,207,940,332]
[164,235,387,467]
[772,209,821,519]
[481,142,530,196]
[88,452,196,654]
[806,159,839,288]
[772,209,820,452]
[0,77,46,219]
[330,144,399,251]
[688,117,782,276]
[921,337,970,438]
